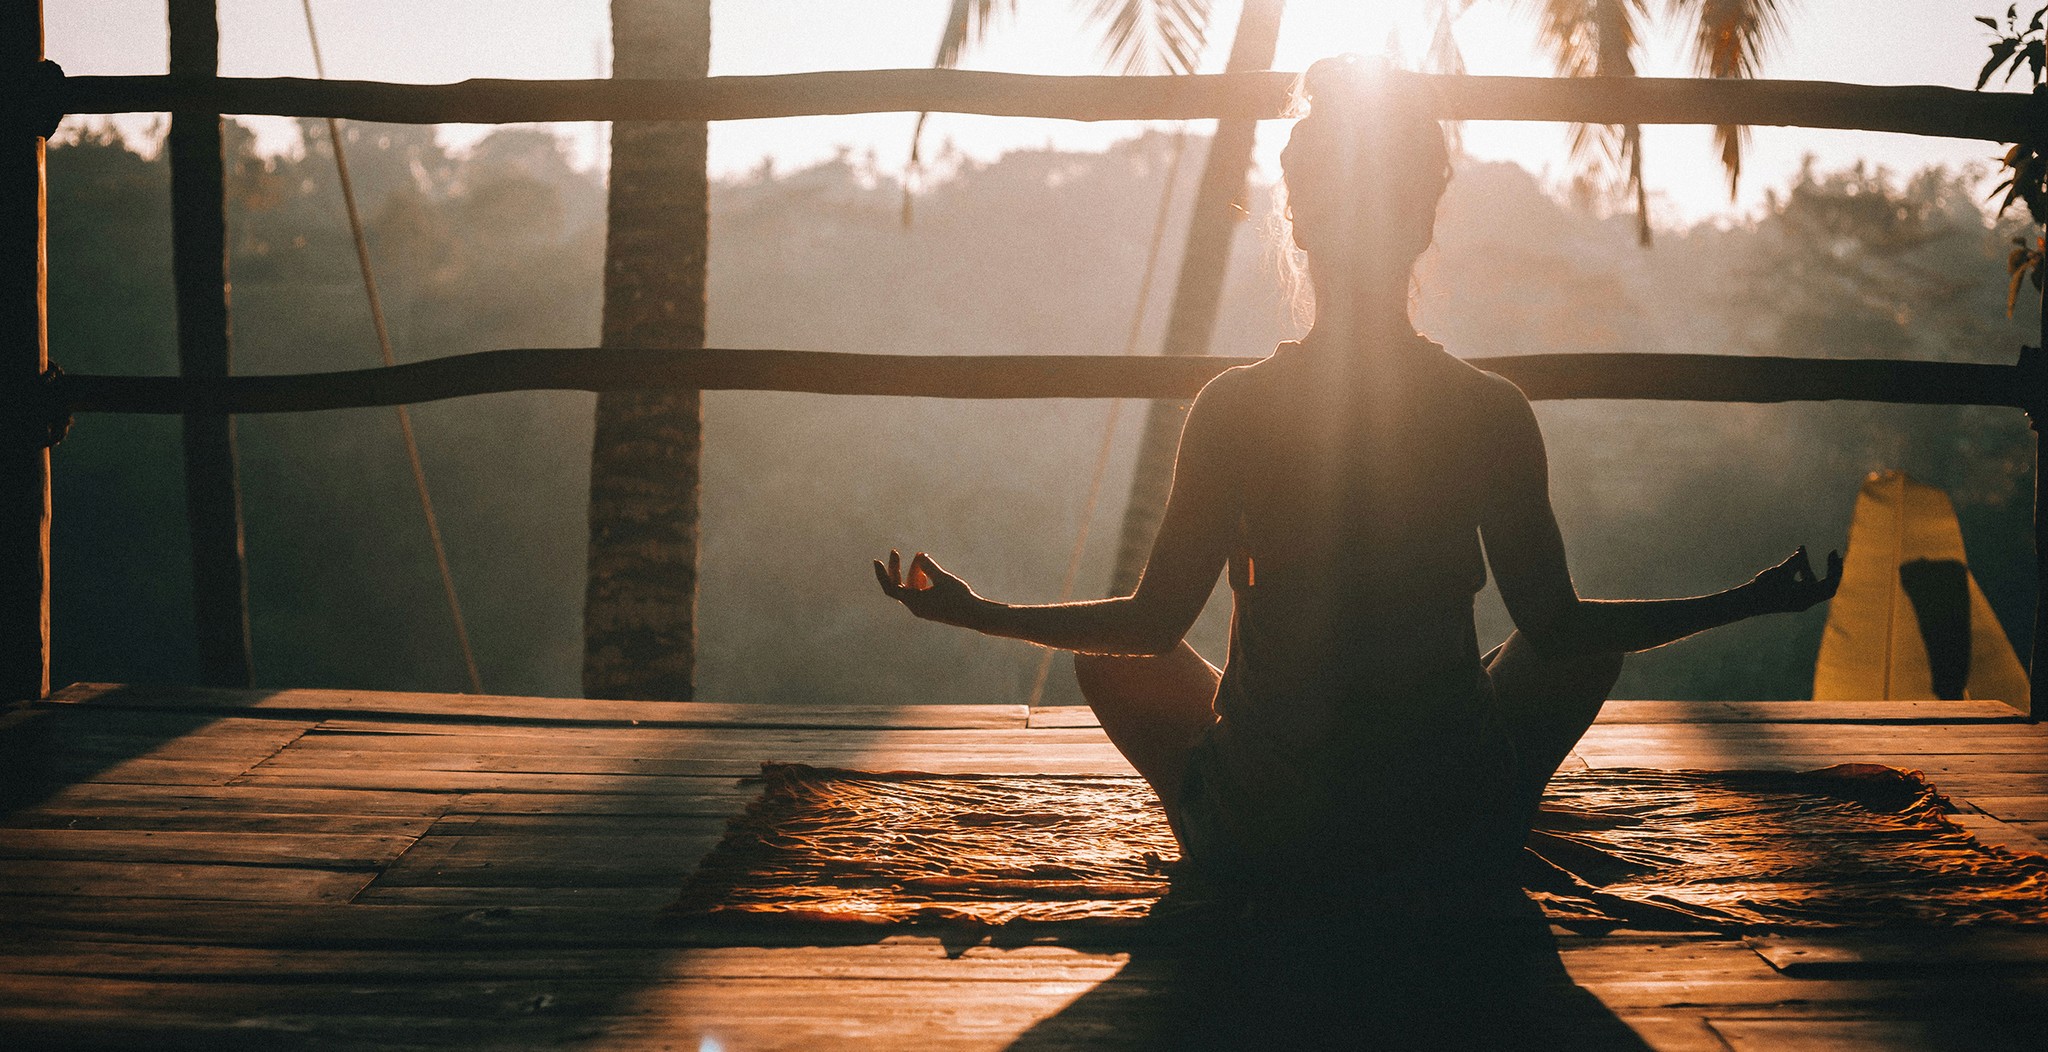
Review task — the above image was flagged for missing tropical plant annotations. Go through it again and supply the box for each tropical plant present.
[1432,0,1790,245]
[1975,4,2048,314]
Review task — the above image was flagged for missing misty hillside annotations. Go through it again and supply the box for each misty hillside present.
[45,122,2039,703]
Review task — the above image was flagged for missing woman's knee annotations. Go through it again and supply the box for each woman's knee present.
[1493,630,1623,691]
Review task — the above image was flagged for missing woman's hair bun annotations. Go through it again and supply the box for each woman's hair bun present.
[1296,54,1428,129]
[1284,53,1448,189]
[1300,54,1391,112]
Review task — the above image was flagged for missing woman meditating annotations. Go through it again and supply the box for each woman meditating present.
[875,55,1840,894]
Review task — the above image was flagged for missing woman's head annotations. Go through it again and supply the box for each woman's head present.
[1279,56,1451,302]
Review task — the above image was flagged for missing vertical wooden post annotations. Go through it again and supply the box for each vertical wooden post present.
[2032,387,2044,720]
[169,0,251,686]
[1,0,50,702]
[2017,345,2043,704]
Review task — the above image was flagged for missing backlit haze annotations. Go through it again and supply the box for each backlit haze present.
[46,0,2015,228]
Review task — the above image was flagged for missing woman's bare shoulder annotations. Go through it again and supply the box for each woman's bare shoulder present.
[1197,342,1297,401]
[1442,353,1532,410]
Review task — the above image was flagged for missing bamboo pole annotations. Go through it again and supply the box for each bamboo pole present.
[53,349,2033,414]
[1,0,49,702]
[44,70,2042,144]
[168,0,251,687]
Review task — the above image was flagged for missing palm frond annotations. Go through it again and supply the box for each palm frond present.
[1425,1,1468,77]
[1522,0,1653,243]
[1521,0,1646,81]
[1625,123,1650,245]
[1076,0,1213,76]
[907,1,1018,227]
[1669,0,1787,199]
[935,0,1018,69]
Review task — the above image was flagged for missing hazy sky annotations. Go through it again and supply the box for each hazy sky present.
[46,0,2013,226]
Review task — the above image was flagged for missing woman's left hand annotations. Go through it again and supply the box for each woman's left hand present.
[874,549,984,628]
[1745,546,1844,615]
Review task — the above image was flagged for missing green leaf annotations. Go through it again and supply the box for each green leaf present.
[1980,39,2019,88]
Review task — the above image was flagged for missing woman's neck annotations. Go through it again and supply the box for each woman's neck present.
[1304,274,1417,347]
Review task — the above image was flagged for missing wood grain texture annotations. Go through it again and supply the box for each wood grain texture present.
[45,681,1029,728]
[5,685,2048,1049]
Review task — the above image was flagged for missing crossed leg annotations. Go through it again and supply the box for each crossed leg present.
[1073,631,1622,830]
[1072,643,1221,814]
[1484,630,1625,822]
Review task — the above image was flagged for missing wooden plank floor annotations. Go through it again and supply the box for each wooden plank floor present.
[2,683,2046,1050]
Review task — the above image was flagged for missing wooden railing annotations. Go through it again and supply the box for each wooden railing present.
[37,70,2033,142]
[5,0,2047,711]
[49,349,2042,414]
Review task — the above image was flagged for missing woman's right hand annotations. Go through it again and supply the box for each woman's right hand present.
[1745,546,1843,615]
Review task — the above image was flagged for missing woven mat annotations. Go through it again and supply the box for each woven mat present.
[672,763,2048,930]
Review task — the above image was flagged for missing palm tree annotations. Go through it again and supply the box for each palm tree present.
[583,0,711,701]
[1109,0,1287,593]
[1507,0,1788,243]
[904,3,1286,597]
[905,3,1284,597]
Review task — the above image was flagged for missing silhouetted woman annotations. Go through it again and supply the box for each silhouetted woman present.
[876,55,1839,894]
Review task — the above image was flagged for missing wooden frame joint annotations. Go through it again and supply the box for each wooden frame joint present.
[7,363,71,450]
[8,59,65,140]
[2021,344,2047,430]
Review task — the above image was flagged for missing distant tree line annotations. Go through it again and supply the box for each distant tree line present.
[44,121,2038,702]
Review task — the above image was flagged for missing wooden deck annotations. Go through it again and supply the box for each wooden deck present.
[3,683,2047,1050]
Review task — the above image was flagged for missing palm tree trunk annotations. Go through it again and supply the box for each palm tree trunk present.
[583,0,709,700]
[1108,0,1285,594]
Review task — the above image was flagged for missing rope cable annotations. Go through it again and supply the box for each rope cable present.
[1025,127,1191,710]
[300,0,484,694]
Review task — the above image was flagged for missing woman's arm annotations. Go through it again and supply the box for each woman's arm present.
[1478,384,1840,657]
[875,375,1241,656]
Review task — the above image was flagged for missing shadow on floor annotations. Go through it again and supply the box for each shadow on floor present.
[0,698,251,814]
[1007,907,1653,1052]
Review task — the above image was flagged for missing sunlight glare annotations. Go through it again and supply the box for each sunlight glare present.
[1270,2,1418,71]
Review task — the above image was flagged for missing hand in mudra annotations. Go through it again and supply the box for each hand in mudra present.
[874,549,981,627]
[1747,546,1843,614]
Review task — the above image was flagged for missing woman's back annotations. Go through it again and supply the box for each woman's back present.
[1221,335,1508,691]
[1187,335,1522,873]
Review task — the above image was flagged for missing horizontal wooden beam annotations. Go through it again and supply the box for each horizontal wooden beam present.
[48,70,2040,143]
[53,348,2033,414]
